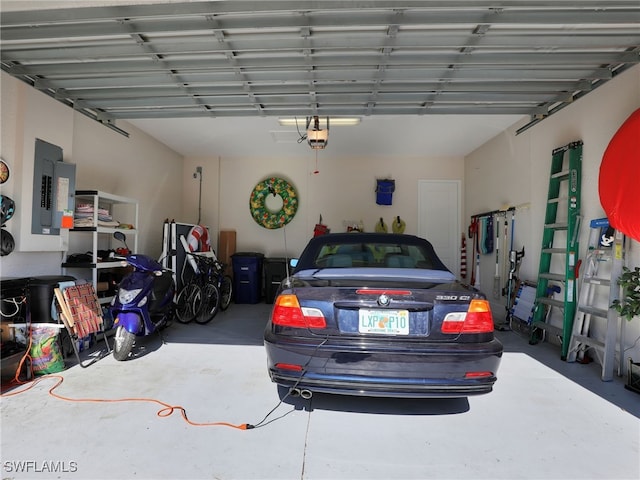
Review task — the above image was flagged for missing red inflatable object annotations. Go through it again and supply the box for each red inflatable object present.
[598,108,640,242]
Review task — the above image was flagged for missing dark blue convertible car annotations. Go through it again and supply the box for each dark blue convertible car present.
[264,233,503,398]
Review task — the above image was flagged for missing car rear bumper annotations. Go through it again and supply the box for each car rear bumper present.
[264,334,503,398]
[269,370,499,398]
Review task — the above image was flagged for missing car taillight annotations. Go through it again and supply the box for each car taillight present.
[465,371,493,378]
[272,294,327,329]
[441,299,494,334]
[275,363,303,372]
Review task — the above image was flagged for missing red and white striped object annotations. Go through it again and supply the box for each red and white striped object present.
[460,232,467,279]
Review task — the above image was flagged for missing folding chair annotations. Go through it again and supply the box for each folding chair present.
[54,282,111,368]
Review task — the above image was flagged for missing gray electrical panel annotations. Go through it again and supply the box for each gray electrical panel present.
[31,138,76,235]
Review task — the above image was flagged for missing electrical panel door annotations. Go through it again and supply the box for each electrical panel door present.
[31,138,76,235]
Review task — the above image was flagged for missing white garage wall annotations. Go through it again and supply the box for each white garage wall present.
[465,65,640,363]
[71,107,184,258]
[1,68,75,257]
[182,153,464,259]
[0,72,183,278]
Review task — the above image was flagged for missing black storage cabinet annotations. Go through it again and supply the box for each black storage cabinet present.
[232,252,264,304]
[263,258,288,304]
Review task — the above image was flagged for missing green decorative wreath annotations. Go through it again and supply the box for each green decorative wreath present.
[249,177,298,229]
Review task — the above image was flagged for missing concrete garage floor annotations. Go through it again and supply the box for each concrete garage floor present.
[1,303,639,480]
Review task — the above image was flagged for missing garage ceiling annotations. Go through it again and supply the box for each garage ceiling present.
[1,1,639,155]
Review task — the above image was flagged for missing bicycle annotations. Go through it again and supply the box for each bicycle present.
[175,252,232,324]
[215,261,233,312]
[175,253,216,324]
[197,256,233,322]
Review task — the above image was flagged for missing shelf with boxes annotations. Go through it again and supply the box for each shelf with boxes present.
[62,190,138,305]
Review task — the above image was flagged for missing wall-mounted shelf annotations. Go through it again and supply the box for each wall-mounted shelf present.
[62,190,138,304]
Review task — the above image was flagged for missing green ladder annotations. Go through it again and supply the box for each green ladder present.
[529,141,582,359]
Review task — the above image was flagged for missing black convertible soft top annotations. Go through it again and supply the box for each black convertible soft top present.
[295,232,450,272]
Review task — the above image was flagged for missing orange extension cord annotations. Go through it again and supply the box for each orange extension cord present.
[1,334,252,431]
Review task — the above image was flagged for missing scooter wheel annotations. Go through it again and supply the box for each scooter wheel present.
[113,325,135,361]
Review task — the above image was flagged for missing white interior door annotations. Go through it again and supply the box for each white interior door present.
[418,180,461,276]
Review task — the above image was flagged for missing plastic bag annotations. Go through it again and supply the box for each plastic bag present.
[30,326,65,375]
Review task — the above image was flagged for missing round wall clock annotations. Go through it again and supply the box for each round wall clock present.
[0,159,9,184]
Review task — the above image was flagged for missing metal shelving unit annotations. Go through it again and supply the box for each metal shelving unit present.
[62,190,138,305]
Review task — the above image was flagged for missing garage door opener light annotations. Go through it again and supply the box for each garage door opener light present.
[306,116,329,150]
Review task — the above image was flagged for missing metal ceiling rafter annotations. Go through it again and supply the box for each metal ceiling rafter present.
[128,21,210,118]
[5,34,640,62]
[84,90,571,109]
[367,12,402,115]
[206,15,263,116]
[5,62,121,129]
[1,1,638,126]
[6,52,638,77]
[106,104,549,120]
[3,3,640,32]
[53,80,595,101]
[27,66,616,91]
[516,49,638,133]
[420,17,496,115]
[299,21,320,116]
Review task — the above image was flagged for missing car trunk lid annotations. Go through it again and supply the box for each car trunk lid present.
[278,270,490,341]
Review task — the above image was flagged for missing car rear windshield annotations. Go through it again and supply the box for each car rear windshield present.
[313,242,444,269]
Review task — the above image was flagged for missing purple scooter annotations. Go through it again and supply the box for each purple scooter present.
[109,232,175,361]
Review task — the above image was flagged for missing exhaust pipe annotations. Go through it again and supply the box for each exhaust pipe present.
[289,388,313,399]
[300,389,313,399]
[289,388,301,397]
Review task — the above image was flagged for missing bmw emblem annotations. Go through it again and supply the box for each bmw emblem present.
[377,294,390,306]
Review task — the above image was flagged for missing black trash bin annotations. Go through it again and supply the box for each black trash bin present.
[28,275,77,359]
[232,252,264,304]
[263,258,288,304]
[28,275,77,323]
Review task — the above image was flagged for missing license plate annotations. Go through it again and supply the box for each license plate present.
[358,309,409,335]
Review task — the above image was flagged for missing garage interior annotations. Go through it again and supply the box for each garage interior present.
[1,2,639,479]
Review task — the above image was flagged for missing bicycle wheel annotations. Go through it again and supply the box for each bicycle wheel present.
[175,282,201,324]
[219,275,233,311]
[195,282,220,324]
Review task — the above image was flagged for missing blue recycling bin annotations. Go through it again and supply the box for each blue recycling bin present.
[232,252,264,304]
